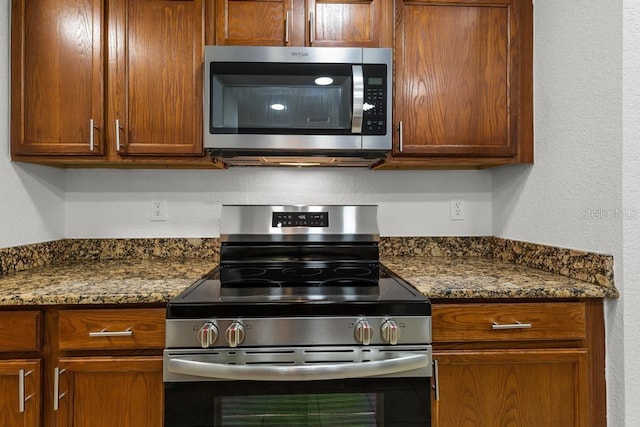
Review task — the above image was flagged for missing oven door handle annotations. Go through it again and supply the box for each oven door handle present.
[168,353,429,381]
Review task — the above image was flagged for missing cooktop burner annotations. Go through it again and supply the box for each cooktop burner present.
[219,262,379,288]
[166,264,429,318]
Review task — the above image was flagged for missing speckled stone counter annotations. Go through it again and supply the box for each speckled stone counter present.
[0,255,617,307]
[0,258,214,306]
[382,256,619,299]
[0,236,618,306]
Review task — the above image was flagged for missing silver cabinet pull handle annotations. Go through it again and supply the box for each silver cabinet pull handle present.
[432,359,439,401]
[89,327,133,337]
[115,119,124,151]
[18,369,33,413]
[18,369,25,413]
[89,119,95,151]
[491,321,532,330]
[398,121,404,152]
[309,12,314,45]
[285,11,290,44]
[53,367,67,411]
[169,353,429,381]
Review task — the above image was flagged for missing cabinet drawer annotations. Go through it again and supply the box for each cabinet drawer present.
[432,302,586,343]
[0,311,40,352]
[58,308,165,350]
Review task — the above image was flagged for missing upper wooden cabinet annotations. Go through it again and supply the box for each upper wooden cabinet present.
[108,0,205,156]
[11,0,104,156]
[11,0,222,168]
[376,0,533,169]
[212,0,392,47]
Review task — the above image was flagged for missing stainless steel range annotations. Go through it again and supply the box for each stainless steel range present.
[164,205,432,427]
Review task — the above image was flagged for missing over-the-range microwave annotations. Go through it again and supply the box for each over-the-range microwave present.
[203,46,392,167]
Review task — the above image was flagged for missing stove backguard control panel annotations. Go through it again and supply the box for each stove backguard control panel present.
[272,212,329,228]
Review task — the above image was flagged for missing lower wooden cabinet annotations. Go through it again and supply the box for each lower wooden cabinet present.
[53,357,163,427]
[47,308,165,427]
[0,300,607,427]
[0,359,41,427]
[433,349,589,427]
[0,310,42,427]
[0,307,167,427]
[431,300,605,427]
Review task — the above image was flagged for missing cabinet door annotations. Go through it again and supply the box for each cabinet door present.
[0,360,41,427]
[54,357,163,427]
[432,349,590,427]
[308,0,391,47]
[11,0,104,156]
[109,0,204,155]
[394,0,526,158]
[214,0,299,46]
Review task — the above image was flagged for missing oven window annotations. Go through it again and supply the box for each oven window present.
[210,63,353,135]
[165,378,430,427]
[217,393,380,426]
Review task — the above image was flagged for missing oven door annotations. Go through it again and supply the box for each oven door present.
[164,346,431,426]
[165,378,430,427]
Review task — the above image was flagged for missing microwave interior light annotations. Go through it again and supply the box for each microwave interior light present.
[277,162,323,167]
[314,77,333,86]
[270,103,286,111]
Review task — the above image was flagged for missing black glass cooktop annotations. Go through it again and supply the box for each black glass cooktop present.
[166,264,430,318]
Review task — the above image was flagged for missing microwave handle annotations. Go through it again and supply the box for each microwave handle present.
[352,65,364,133]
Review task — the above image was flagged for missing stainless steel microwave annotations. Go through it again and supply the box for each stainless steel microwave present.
[203,46,392,166]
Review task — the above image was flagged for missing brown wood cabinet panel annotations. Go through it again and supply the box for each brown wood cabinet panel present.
[432,302,587,343]
[109,0,205,155]
[54,357,162,427]
[0,311,41,352]
[214,0,391,47]
[214,0,296,46]
[394,0,514,157]
[433,349,590,427]
[379,0,533,169]
[57,308,165,351]
[0,359,41,427]
[11,0,104,156]
[11,0,223,167]
[309,0,391,47]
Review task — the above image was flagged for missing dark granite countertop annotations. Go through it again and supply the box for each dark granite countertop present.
[0,258,214,306]
[0,255,617,307]
[382,256,618,299]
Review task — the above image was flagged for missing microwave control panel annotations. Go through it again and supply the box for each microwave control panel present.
[362,64,388,136]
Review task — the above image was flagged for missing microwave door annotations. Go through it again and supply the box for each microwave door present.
[351,65,364,134]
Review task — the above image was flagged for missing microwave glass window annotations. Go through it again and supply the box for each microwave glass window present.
[217,393,380,426]
[211,63,353,135]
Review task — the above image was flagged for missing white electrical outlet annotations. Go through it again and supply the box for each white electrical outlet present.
[151,199,166,221]
[450,198,465,221]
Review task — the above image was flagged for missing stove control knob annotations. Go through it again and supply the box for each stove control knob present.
[381,320,400,345]
[354,320,373,345]
[225,322,246,348]
[197,322,218,348]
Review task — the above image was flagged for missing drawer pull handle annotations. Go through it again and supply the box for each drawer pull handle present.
[492,321,532,330]
[89,328,133,337]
